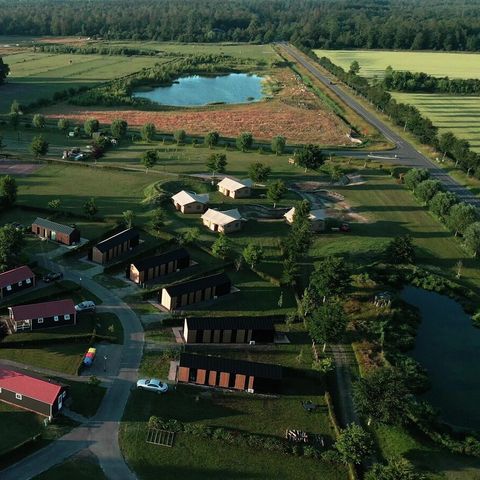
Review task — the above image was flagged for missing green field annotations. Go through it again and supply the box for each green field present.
[0,51,162,112]
[33,455,107,480]
[392,92,480,151]
[314,49,480,79]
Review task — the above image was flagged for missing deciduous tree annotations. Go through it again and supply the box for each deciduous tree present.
[385,235,415,264]
[429,191,458,219]
[206,153,227,177]
[248,162,271,183]
[111,119,128,138]
[271,135,286,155]
[30,135,49,157]
[464,222,480,257]
[446,202,478,236]
[83,198,98,218]
[0,175,17,207]
[141,150,157,172]
[414,179,442,205]
[32,114,46,129]
[366,457,426,480]
[404,168,429,192]
[57,118,70,134]
[141,123,156,142]
[122,209,135,228]
[266,179,286,207]
[0,224,24,270]
[173,129,186,145]
[236,132,253,152]
[211,233,232,259]
[84,118,99,137]
[309,256,350,301]
[242,243,264,269]
[296,144,324,172]
[205,131,219,149]
[334,423,373,465]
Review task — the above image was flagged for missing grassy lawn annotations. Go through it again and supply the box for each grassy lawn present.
[0,343,85,375]
[314,49,480,79]
[33,455,107,480]
[63,380,106,418]
[375,424,480,480]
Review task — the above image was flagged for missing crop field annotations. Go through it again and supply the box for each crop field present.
[392,92,480,152]
[43,68,351,145]
[314,49,480,79]
[0,52,162,113]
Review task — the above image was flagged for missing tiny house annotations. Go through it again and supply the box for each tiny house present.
[171,190,209,214]
[217,178,253,199]
[201,209,243,234]
[0,266,35,299]
[177,353,282,393]
[89,228,139,264]
[32,218,80,246]
[160,272,231,311]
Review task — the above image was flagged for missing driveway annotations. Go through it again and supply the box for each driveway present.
[0,258,144,480]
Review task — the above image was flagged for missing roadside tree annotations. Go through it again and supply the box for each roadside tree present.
[205,131,219,148]
[266,179,286,207]
[271,135,286,155]
[464,222,480,257]
[30,135,49,157]
[349,60,361,75]
[307,300,346,352]
[236,132,253,152]
[404,168,429,192]
[334,423,373,465]
[429,191,458,219]
[353,367,410,425]
[248,162,271,183]
[446,202,478,236]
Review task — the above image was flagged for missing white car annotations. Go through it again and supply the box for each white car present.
[137,378,169,394]
[75,301,96,312]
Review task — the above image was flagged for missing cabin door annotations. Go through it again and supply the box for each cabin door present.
[58,394,63,410]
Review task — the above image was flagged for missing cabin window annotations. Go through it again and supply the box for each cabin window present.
[54,316,59,322]
[26,278,32,284]
[18,281,23,286]
[64,314,71,321]
[15,393,22,400]
[6,285,11,291]
[38,317,44,324]
[0,387,2,393]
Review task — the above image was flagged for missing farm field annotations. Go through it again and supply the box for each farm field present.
[392,92,480,152]
[0,51,163,113]
[313,49,480,79]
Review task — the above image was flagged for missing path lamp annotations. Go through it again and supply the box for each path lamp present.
[104,355,108,372]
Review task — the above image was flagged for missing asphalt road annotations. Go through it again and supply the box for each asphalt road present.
[280,44,480,208]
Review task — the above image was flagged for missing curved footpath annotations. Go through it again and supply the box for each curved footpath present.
[280,43,480,209]
[0,259,144,480]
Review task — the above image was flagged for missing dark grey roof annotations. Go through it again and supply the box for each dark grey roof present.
[132,248,189,271]
[94,228,139,253]
[33,217,78,235]
[180,353,282,380]
[164,272,230,297]
[185,315,279,331]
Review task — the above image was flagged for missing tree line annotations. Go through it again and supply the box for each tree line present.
[382,67,480,95]
[0,0,480,51]
[314,53,480,179]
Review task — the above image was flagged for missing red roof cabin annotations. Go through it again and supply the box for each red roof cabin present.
[0,368,68,418]
[8,299,77,333]
[0,266,35,299]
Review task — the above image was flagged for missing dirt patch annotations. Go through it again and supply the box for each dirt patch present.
[42,69,351,145]
[0,161,42,175]
[38,36,92,45]
[240,204,289,220]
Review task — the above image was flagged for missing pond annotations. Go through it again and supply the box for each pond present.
[132,73,264,106]
[401,285,480,430]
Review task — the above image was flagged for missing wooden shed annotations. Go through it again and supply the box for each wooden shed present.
[0,266,35,299]
[177,353,282,393]
[0,368,68,418]
[32,217,80,246]
[129,248,190,284]
[217,178,253,199]
[182,315,277,344]
[89,228,139,264]
[8,299,76,333]
[171,190,209,214]
[160,272,231,311]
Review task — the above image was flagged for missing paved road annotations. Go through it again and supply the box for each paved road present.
[0,260,144,480]
[280,44,480,208]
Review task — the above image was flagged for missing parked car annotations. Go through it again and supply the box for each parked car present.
[136,378,169,394]
[42,272,63,283]
[75,301,96,312]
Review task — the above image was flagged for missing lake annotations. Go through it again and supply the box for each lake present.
[401,285,480,430]
[133,73,264,106]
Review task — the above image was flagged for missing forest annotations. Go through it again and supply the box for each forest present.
[0,0,480,51]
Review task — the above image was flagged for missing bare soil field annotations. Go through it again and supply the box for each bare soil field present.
[0,161,42,175]
[44,69,351,145]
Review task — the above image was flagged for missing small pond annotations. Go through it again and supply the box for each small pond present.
[132,73,264,106]
[401,285,480,430]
